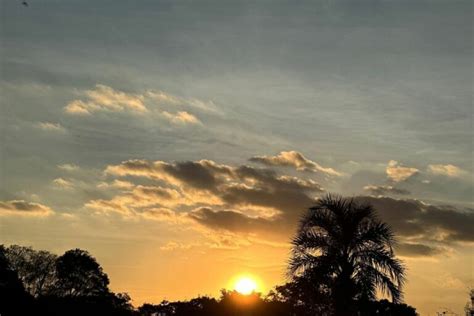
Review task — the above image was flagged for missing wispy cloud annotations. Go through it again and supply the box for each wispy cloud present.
[97,179,135,190]
[146,91,219,113]
[0,200,54,217]
[162,111,201,125]
[250,151,342,177]
[37,122,65,132]
[53,178,74,189]
[427,164,466,177]
[63,84,207,126]
[64,85,147,115]
[58,164,80,171]
[363,185,410,196]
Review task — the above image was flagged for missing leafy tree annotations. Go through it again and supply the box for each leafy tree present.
[53,249,110,297]
[267,277,331,315]
[5,245,57,297]
[0,245,34,316]
[289,194,405,316]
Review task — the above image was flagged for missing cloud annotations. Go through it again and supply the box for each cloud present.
[162,111,200,125]
[386,160,419,182]
[86,85,146,112]
[363,185,410,196]
[193,195,474,252]
[188,207,274,234]
[104,159,323,216]
[63,85,204,125]
[97,179,135,190]
[64,100,95,115]
[86,185,185,216]
[98,158,473,254]
[53,178,74,189]
[159,234,251,251]
[0,200,53,216]
[37,122,64,132]
[427,164,466,177]
[250,151,342,176]
[355,196,474,244]
[146,91,182,105]
[146,91,219,113]
[141,208,187,223]
[396,242,441,257]
[86,158,325,241]
[64,84,147,115]
[58,164,79,171]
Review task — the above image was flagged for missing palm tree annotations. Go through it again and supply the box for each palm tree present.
[288,194,405,316]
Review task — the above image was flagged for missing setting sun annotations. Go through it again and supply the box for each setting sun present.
[234,277,258,295]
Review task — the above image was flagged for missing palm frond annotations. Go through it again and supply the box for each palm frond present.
[356,264,404,303]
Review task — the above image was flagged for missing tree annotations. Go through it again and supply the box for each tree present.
[5,245,57,297]
[0,245,34,316]
[267,278,332,315]
[289,194,406,316]
[53,249,110,297]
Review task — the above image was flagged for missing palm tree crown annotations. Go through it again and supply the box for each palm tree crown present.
[289,194,405,315]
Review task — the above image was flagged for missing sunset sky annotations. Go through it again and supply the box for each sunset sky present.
[0,0,472,314]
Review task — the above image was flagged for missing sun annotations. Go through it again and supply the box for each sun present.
[234,277,258,295]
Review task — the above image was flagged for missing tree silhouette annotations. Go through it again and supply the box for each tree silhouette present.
[289,194,405,316]
[267,278,331,315]
[0,246,34,316]
[53,249,110,297]
[5,245,57,297]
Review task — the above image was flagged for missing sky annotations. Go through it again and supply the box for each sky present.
[0,0,473,314]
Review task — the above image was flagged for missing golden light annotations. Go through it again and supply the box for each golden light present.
[234,277,258,295]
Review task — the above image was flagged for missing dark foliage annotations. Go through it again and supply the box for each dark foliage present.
[37,293,134,316]
[5,245,57,297]
[289,195,407,316]
[0,246,35,316]
[53,248,110,297]
[1,245,134,316]
[358,299,418,316]
[138,290,291,316]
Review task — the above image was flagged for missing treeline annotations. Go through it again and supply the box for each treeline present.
[0,245,132,316]
[0,244,417,316]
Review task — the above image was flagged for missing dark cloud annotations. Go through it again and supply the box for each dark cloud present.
[161,160,229,191]
[188,207,274,234]
[0,200,53,216]
[105,159,323,217]
[396,243,441,257]
[190,196,474,255]
[363,185,410,196]
[355,196,474,244]
[423,204,474,242]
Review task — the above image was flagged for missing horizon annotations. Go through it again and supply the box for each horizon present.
[1,0,473,315]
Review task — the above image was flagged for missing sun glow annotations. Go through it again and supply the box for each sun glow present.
[234,277,258,295]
